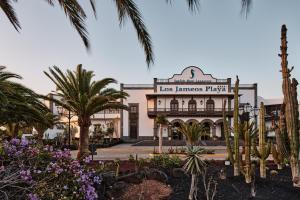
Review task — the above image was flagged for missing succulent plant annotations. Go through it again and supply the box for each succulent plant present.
[253,102,271,178]
[277,24,300,186]
[223,76,240,176]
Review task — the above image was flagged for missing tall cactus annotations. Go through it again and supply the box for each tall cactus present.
[271,141,283,170]
[223,76,240,176]
[276,104,291,159]
[253,102,271,178]
[279,24,300,186]
[241,121,256,183]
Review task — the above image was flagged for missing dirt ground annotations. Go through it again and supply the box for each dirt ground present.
[169,162,300,200]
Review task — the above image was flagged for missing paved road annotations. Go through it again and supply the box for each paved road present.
[71,143,229,161]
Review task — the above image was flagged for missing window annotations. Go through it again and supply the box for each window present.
[170,99,179,111]
[206,98,215,111]
[188,99,197,111]
[130,106,137,113]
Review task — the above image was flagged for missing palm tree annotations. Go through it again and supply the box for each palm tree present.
[0,66,21,104]
[155,114,168,154]
[178,122,207,146]
[44,64,128,158]
[183,146,206,200]
[0,66,53,138]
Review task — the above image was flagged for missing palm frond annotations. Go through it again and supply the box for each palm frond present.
[155,114,168,125]
[45,64,128,118]
[0,0,21,31]
[114,0,153,67]
[45,0,89,48]
[90,0,97,18]
[241,0,252,18]
[165,0,200,12]
[178,122,206,146]
[183,146,205,175]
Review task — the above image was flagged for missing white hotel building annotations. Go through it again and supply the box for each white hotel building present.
[120,66,257,141]
[45,66,300,141]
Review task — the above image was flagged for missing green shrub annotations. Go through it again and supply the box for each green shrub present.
[128,154,135,162]
[150,153,181,169]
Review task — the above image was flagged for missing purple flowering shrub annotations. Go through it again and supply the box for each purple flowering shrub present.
[0,138,101,200]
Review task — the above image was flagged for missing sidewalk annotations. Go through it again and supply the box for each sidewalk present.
[71,143,228,161]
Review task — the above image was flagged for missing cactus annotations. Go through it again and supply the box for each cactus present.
[223,76,240,176]
[274,105,291,159]
[271,110,288,170]
[253,102,271,178]
[241,121,256,183]
[278,24,300,186]
[271,142,283,170]
[114,159,121,177]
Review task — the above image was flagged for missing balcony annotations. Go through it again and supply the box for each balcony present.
[147,108,234,118]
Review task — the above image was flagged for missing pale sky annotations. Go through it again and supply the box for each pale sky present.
[0,0,299,99]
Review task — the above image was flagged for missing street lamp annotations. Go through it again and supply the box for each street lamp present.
[56,106,76,147]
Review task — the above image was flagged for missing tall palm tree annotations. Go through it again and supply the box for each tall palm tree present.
[178,122,207,146]
[155,114,168,154]
[44,64,128,158]
[183,146,205,200]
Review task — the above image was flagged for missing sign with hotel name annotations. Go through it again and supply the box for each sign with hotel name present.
[155,66,230,94]
[157,85,228,94]
[167,66,219,83]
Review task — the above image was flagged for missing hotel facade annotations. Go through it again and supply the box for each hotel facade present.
[120,66,257,141]
[45,66,300,141]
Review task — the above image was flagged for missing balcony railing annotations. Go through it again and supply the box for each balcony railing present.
[156,79,228,83]
[97,109,120,114]
[147,107,233,117]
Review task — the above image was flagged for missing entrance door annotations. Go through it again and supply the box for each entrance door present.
[129,122,138,139]
[129,104,139,139]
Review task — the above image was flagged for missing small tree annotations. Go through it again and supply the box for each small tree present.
[179,122,207,199]
[155,114,168,154]
[178,122,207,146]
[183,146,205,200]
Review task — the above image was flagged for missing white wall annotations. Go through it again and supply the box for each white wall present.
[123,88,154,138]
[238,89,256,107]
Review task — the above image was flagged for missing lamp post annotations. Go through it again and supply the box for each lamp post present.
[56,106,76,147]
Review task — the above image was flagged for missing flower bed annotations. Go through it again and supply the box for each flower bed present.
[0,138,102,200]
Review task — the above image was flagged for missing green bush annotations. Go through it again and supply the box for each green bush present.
[150,153,181,169]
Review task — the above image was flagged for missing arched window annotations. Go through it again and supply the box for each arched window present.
[170,99,179,111]
[206,98,215,111]
[188,99,197,112]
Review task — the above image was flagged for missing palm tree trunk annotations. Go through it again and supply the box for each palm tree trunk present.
[189,174,198,200]
[158,124,163,154]
[37,130,44,145]
[77,117,91,159]
[12,123,19,138]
